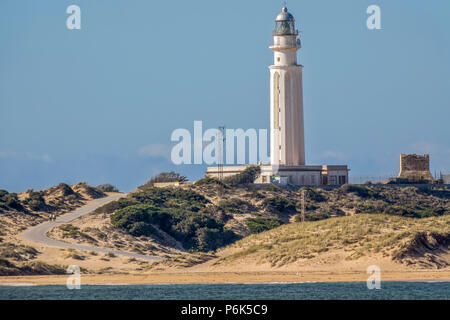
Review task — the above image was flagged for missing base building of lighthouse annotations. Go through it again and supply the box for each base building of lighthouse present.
[207,7,349,186]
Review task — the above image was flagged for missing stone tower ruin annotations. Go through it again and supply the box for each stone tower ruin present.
[397,154,434,182]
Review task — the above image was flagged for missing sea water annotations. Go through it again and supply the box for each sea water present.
[0,281,448,300]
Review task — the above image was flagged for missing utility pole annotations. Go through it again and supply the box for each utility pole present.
[217,125,226,199]
[301,189,306,222]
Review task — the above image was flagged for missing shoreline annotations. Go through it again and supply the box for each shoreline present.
[1,271,449,286]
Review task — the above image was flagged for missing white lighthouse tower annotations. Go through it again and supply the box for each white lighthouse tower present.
[206,6,349,186]
[269,6,305,166]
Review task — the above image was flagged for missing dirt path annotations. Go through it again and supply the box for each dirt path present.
[21,193,161,262]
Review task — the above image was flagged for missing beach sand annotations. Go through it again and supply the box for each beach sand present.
[1,270,449,286]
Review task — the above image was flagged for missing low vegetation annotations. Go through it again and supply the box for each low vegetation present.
[1,182,106,216]
[0,243,38,261]
[245,217,282,234]
[108,188,239,252]
[71,182,106,200]
[195,176,228,188]
[0,259,66,276]
[58,224,98,243]
[216,214,450,268]
[0,242,66,276]
[222,166,261,186]
[217,198,253,214]
[148,252,217,269]
[3,173,448,273]
[93,173,450,259]
[0,190,24,212]
[262,196,296,213]
[97,184,119,193]
[139,171,188,189]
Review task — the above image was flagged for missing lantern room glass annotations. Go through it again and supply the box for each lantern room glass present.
[274,21,295,35]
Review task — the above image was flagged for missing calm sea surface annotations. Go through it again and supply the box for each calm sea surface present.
[0,282,449,300]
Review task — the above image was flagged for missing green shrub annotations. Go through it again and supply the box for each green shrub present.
[56,183,75,196]
[0,191,24,212]
[66,253,85,260]
[262,196,296,212]
[74,182,105,199]
[95,197,140,214]
[106,187,238,251]
[164,189,210,212]
[6,196,24,211]
[195,176,226,187]
[223,166,261,186]
[245,190,265,199]
[217,198,250,214]
[139,171,187,189]
[128,221,159,237]
[28,200,47,211]
[59,224,79,233]
[59,224,97,242]
[130,188,209,209]
[24,191,49,212]
[168,209,225,248]
[300,187,327,202]
[110,204,165,234]
[18,261,66,275]
[246,217,282,234]
[170,209,237,251]
[110,202,236,252]
[304,211,330,222]
[195,228,239,252]
[295,203,318,212]
[97,184,119,193]
[340,184,371,198]
[417,188,450,199]
[384,205,447,218]
[0,243,39,261]
[264,184,280,192]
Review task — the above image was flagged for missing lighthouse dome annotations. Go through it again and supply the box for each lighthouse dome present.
[275,6,294,21]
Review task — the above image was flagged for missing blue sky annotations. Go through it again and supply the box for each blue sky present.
[1,0,449,192]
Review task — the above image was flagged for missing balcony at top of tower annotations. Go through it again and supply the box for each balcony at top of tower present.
[273,6,298,36]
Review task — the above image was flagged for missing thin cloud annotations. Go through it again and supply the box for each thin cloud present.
[321,150,345,160]
[25,152,53,163]
[138,143,171,160]
[0,151,17,159]
[0,151,52,163]
[408,141,438,154]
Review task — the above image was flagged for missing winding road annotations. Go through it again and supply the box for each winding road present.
[22,193,161,262]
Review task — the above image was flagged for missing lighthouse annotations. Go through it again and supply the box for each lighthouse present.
[206,6,349,186]
[269,6,305,166]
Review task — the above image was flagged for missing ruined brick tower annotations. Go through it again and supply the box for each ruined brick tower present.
[397,154,434,182]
